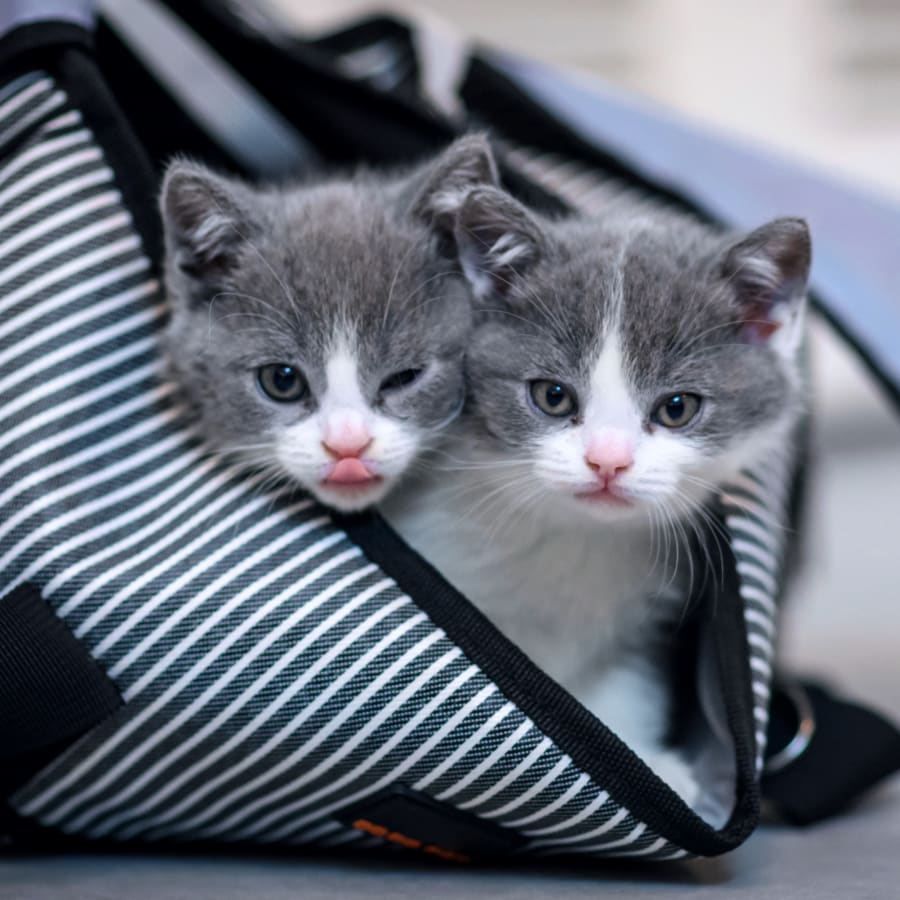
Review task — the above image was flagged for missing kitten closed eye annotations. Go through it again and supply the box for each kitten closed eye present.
[380,368,423,392]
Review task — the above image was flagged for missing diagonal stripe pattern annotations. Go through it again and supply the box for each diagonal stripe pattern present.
[1,74,790,860]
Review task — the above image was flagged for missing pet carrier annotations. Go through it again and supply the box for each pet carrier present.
[1,0,898,861]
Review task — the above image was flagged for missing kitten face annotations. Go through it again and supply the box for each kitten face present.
[456,188,810,523]
[161,136,496,511]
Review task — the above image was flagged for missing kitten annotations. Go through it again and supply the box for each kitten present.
[159,135,497,512]
[384,184,810,805]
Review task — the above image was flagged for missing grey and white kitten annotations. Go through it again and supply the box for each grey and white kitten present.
[160,136,497,512]
[385,184,811,806]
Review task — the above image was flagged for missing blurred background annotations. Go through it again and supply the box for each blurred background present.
[276,0,900,203]
[265,0,900,717]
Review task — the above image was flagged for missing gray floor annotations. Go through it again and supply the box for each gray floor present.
[3,781,900,900]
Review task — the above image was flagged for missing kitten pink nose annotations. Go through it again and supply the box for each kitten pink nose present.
[585,432,634,482]
[322,414,372,459]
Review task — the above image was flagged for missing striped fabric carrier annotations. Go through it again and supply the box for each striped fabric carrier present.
[0,69,794,861]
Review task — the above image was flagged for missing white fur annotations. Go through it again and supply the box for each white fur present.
[771,291,807,358]
[323,341,366,408]
[458,250,496,301]
[739,248,808,359]
[429,186,472,217]
[488,233,530,269]
[738,253,781,293]
[384,444,702,805]
[459,229,535,301]
[587,335,635,427]
[189,211,233,256]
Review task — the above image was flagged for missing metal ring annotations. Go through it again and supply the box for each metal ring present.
[763,681,817,775]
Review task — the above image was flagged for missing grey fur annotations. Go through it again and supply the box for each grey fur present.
[455,186,811,458]
[160,135,497,506]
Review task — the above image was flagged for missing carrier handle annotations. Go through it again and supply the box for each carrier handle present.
[762,680,900,825]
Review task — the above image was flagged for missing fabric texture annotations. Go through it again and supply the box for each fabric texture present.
[0,62,785,860]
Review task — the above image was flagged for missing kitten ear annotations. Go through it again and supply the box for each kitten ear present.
[160,160,249,281]
[720,217,811,354]
[411,133,499,227]
[454,186,543,300]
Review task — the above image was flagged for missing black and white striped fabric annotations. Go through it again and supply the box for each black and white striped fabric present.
[1,72,790,860]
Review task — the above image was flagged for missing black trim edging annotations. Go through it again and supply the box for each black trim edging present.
[338,510,759,857]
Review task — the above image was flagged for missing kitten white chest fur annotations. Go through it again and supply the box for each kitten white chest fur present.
[381,330,705,806]
[384,437,699,805]
[383,453,681,697]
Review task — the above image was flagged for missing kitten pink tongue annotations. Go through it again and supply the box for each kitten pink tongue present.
[327,458,375,484]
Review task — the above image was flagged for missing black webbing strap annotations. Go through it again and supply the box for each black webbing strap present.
[1,584,122,827]
[763,680,900,824]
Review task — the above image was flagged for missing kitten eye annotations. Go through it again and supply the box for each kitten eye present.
[257,364,308,402]
[653,393,702,428]
[380,368,423,393]
[529,380,577,418]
